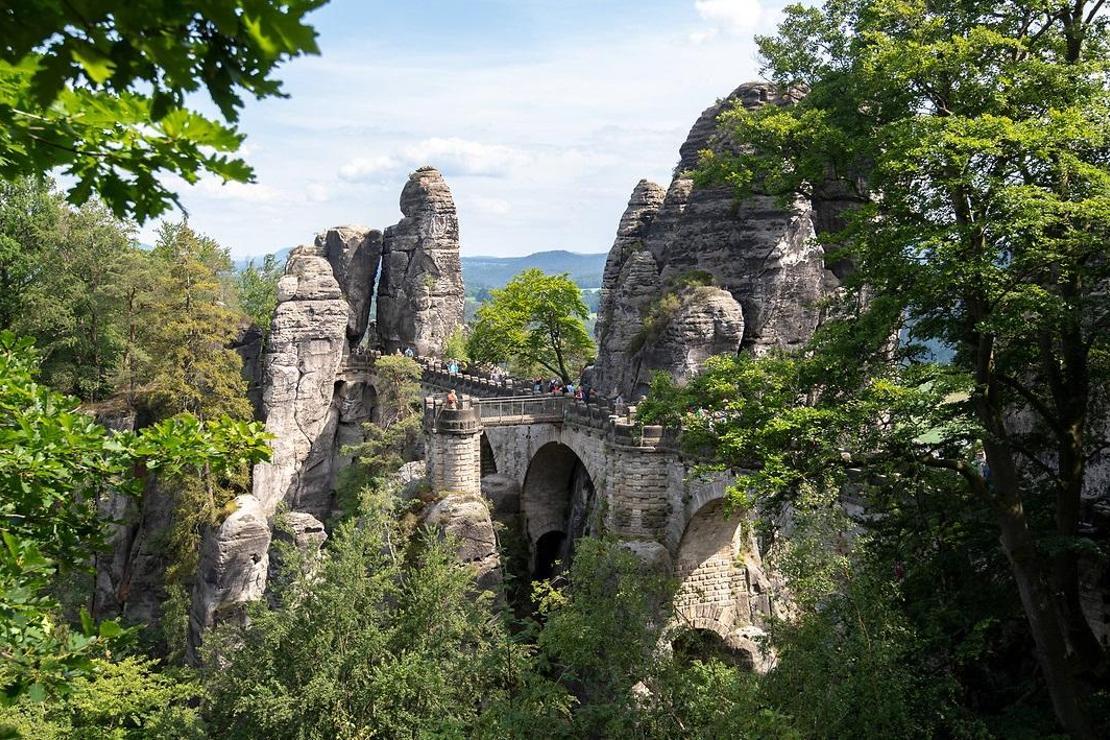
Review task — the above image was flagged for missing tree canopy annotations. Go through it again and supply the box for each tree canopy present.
[641,0,1110,734]
[0,330,270,703]
[0,1,327,221]
[467,268,594,383]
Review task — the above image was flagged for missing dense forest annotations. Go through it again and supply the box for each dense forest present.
[2,0,1109,738]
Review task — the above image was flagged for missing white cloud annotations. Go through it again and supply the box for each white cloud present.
[695,0,766,33]
[305,182,331,203]
[339,154,400,180]
[402,137,530,177]
[196,177,282,204]
[337,137,531,184]
[468,195,512,216]
[688,28,720,44]
[161,7,771,258]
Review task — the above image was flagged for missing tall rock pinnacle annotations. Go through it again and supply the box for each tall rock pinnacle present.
[376,166,466,356]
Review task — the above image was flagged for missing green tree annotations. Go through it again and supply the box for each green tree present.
[235,253,282,333]
[0,1,328,221]
[0,177,63,329]
[202,489,525,739]
[645,0,1110,732]
[0,656,205,739]
[467,268,594,383]
[146,221,251,421]
[443,325,469,364]
[0,330,270,702]
[12,198,135,400]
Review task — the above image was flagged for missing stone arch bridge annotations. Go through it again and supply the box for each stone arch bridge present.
[407,357,777,665]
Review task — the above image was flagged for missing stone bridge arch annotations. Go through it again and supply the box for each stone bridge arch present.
[521,441,598,578]
[672,498,761,649]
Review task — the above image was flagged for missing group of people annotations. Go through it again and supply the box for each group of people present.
[530,376,605,404]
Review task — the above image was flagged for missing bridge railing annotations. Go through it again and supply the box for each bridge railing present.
[478,395,567,425]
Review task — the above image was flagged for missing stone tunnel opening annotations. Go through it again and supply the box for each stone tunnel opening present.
[533,530,567,580]
[480,432,497,477]
[520,442,595,582]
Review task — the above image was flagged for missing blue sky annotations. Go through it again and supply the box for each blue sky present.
[139,0,784,258]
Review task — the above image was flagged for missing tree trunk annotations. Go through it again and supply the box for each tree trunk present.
[985,441,1094,739]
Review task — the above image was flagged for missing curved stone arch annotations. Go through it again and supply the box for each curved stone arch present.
[663,470,731,555]
[670,622,760,671]
[685,615,732,638]
[546,427,605,495]
[520,441,597,576]
[682,474,730,533]
[479,431,498,477]
[672,497,749,644]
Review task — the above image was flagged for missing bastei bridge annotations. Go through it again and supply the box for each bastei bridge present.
[409,355,778,668]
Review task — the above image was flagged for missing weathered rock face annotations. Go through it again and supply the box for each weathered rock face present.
[594,82,845,398]
[266,511,328,605]
[187,495,271,663]
[629,287,744,398]
[92,477,173,627]
[250,248,350,514]
[231,321,265,420]
[376,167,465,356]
[595,180,667,347]
[187,169,471,657]
[315,226,382,344]
[424,494,503,592]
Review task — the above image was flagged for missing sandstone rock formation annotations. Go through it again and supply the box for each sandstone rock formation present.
[187,495,271,663]
[315,226,382,343]
[424,494,503,592]
[630,286,744,395]
[187,169,472,657]
[595,179,667,347]
[266,511,329,605]
[92,477,174,627]
[231,321,265,420]
[594,82,848,398]
[250,247,350,515]
[377,167,465,355]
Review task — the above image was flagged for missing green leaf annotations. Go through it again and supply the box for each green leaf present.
[70,42,116,85]
[98,619,123,639]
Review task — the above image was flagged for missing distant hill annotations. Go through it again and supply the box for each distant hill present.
[237,247,608,295]
[462,250,607,294]
[234,247,292,271]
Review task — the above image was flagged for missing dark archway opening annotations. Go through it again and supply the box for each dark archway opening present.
[480,432,497,477]
[534,530,567,580]
[672,628,754,670]
[520,442,596,585]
